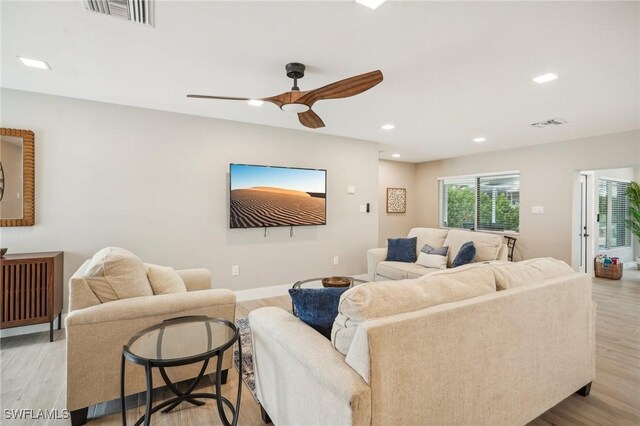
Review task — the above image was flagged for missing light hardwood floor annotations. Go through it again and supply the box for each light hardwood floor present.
[1,271,638,425]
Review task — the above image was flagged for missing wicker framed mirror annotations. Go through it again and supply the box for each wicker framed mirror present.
[0,128,35,227]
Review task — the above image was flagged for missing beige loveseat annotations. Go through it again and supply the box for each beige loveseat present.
[65,249,236,425]
[368,227,509,281]
[249,258,595,426]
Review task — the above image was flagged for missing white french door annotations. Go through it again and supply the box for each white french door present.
[579,174,593,273]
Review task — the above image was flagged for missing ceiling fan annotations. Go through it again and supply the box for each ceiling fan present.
[187,63,383,129]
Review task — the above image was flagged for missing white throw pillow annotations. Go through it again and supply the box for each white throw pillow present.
[145,263,188,295]
[415,252,447,269]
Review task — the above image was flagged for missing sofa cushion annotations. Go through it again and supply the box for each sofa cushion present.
[386,237,417,262]
[408,228,449,257]
[489,258,575,290]
[289,287,349,339]
[332,263,497,355]
[376,261,436,280]
[452,241,476,268]
[145,263,188,295]
[518,257,576,277]
[443,229,503,267]
[84,247,153,303]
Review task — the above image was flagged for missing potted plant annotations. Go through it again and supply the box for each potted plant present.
[626,181,640,269]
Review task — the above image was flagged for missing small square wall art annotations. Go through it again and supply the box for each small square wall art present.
[386,188,406,213]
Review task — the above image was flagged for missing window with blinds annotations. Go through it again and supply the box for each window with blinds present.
[598,179,630,249]
[440,173,520,232]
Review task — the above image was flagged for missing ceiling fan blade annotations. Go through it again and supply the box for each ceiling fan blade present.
[297,70,383,106]
[186,94,255,101]
[298,109,325,129]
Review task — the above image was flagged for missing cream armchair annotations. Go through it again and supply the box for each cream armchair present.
[65,260,236,425]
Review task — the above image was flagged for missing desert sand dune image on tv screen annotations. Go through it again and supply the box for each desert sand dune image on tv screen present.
[230,186,326,228]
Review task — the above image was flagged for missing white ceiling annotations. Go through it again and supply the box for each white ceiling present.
[2,1,639,162]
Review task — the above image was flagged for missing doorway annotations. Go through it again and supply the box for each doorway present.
[573,167,635,274]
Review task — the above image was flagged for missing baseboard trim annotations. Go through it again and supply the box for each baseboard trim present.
[0,313,67,339]
[234,284,292,302]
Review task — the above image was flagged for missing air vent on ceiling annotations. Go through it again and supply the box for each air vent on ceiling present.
[530,118,567,128]
[83,0,154,26]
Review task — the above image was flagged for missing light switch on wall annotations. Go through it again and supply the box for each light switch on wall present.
[347,186,356,194]
[359,204,367,213]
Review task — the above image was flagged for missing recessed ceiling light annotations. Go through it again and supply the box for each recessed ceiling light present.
[355,0,387,10]
[248,99,264,107]
[392,153,401,158]
[381,124,395,130]
[473,137,486,143]
[532,73,558,84]
[17,56,51,70]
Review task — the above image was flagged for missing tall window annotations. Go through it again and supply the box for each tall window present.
[598,179,630,249]
[440,173,520,233]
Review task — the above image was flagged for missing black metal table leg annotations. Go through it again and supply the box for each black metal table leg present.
[143,362,153,426]
[49,320,54,342]
[58,313,62,330]
[215,337,242,426]
[159,360,209,413]
[120,350,127,426]
[233,335,243,426]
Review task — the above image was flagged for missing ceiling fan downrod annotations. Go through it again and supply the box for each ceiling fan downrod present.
[285,62,305,91]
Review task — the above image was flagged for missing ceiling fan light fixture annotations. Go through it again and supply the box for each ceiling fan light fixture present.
[381,123,395,130]
[392,153,401,158]
[473,137,486,143]
[247,99,264,107]
[280,103,310,113]
[355,0,387,10]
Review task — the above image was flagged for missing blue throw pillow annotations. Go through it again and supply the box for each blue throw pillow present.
[386,237,417,262]
[289,287,349,339]
[452,241,476,267]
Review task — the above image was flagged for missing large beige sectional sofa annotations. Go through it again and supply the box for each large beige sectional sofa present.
[249,258,595,426]
[368,227,509,281]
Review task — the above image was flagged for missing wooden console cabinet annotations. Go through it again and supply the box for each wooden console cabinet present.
[0,252,63,341]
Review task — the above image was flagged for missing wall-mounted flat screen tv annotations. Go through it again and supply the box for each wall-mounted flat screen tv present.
[229,164,327,229]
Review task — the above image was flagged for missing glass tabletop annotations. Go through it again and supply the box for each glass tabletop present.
[292,276,367,289]
[125,316,237,363]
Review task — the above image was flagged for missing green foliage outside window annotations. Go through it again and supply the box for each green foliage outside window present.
[444,186,474,228]
[444,183,519,232]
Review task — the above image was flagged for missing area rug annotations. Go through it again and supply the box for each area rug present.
[233,318,257,401]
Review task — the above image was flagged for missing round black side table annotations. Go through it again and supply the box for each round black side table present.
[120,316,241,426]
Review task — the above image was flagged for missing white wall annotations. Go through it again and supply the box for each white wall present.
[377,160,419,246]
[415,130,640,265]
[0,89,379,311]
